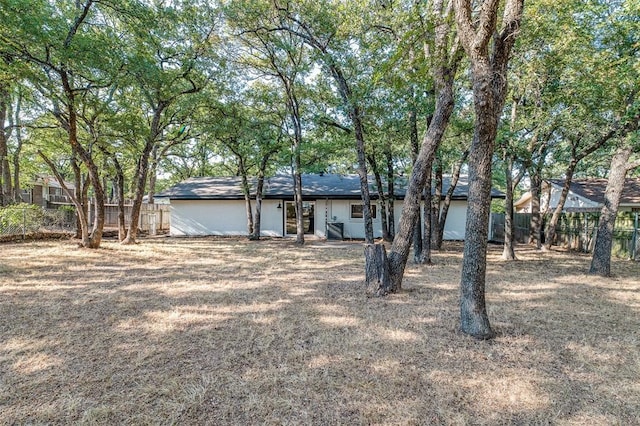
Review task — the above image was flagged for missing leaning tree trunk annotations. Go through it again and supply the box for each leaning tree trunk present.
[384,0,464,290]
[544,159,577,250]
[122,103,166,245]
[436,150,468,249]
[589,147,632,276]
[387,71,458,291]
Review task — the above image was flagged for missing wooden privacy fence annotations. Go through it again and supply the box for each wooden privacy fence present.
[98,203,170,234]
[490,212,640,260]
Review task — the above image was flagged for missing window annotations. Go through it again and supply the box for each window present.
[350,203,377,219]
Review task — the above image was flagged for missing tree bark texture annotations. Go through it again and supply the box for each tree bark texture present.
[0,84,12,206]
[589,147,632,276]
[61,69,105,248]
[455,0,523,339]
[387,4,462,289]
[502,155,517,260]
[385,149,395,239]
[123,103,166,245]
[459,58,498,340]
[435,150,468,249]
[544,159,577,250]
[113,156,127,241]
[364,244,394,297]
[529,171,543,249]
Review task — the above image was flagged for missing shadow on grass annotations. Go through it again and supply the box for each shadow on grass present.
[1,238,639,424]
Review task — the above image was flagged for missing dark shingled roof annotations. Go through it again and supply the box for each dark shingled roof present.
[549,178,640,206]
[157,173,505,200]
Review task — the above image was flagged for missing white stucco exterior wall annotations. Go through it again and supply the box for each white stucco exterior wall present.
[170,199,284,237]
[169,198,470,240]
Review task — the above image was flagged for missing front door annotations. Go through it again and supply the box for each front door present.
[285,201,315,235]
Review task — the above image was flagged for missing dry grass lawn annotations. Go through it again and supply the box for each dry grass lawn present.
[1,237,639,425]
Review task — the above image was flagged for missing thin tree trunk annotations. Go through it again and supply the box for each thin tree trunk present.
[252,175,264,240]
[369,155,391,242]
[12,91,23,202]
[432,158,443,248]
[0,84,11,206]
[544,159,577,250]
[502,156,517,260]
[252,154,272,240]
[293,164,304,244]
[421,168,433,265]
[529,171,542,248]
[385,148,395,238]
[436,150,468,248]
[238,157,254,235]
[589,147,632,276]
[409,95,423,260]
[113,155,127,241]
[148,145,158,206]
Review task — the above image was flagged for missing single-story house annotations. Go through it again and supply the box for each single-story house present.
[515,178,640,214]
[157,173,505,240]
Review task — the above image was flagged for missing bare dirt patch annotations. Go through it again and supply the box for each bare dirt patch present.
[1,238,639,424]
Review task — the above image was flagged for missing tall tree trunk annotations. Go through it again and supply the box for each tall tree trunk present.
[544,159,577,250]
[436,150,468,248]
[252,154,272,240]
[252,175,264,240]
[293,156,304,244]
[113,155,127,241]
[529,171,543,249]
[432,158,443,248]
[387,50,460,290]
[385,148,395,238]
[409,95,423,260]
[0,84,12,206]
[148,145,158,206]
[502,156,517,260]
[455,0,523,339]
[238,157,254,235]
[12,94,23,203]
[589,147,632,276]
[369,155,391,242]
[421,166,434,265]
[122,103,166,245]
[459,57,499,340]
[61,69,104,248]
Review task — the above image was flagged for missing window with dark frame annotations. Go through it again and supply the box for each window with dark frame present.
[350,203,377,219]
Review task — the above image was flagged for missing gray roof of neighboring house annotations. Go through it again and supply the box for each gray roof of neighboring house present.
[157,173,505,201]
[549,178,640,206]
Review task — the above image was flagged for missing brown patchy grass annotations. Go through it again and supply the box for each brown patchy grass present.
[1,237,639,425]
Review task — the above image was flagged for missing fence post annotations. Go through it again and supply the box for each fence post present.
[632,212,638,261]
[22,207,26,240]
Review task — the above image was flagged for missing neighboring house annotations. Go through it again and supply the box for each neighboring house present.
[157,173,505,240]
[20,175,75,208]
[515,178,640,214]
